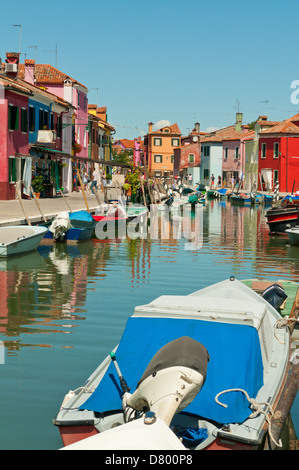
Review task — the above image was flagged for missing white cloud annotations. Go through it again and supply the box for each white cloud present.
[153,120,171,130]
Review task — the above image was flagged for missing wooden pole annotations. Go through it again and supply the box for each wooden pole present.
[139,176,147,207]
[144,167,154,204]
[154,178,162,203]
[59,189,72,212]
[30,185,47,222]
[14,184,31,225]
[77,168,90,212]
[93,187,102,206]
[265,362,299,450]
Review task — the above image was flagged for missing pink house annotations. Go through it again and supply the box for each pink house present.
[0,75,30,199]
[0,53,76,200]
[19,62,89,159]
[221,114,254,187]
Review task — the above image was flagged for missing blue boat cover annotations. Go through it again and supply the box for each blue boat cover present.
[80,317,264,424]
[217,188,228,195]
[69,210,94,222]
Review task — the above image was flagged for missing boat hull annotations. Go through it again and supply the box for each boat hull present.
[285,228,299,245]
[266,207,298,233]
[0,226,48,257]
[230,196,252,205]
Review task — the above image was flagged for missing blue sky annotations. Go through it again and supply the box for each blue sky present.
[1,0,299,139]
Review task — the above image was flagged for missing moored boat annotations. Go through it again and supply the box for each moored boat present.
[230,193,252,205]
[54,277,299,450]
[43,211,96,243]
[0,225,48,257]
[285,226,299,245]
[265,205,299,233]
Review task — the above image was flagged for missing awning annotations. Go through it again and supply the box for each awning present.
[29,144,71,159]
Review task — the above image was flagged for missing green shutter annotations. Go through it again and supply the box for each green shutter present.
[9,158,17,182]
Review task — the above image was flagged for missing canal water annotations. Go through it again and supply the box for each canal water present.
[0,199,298,450]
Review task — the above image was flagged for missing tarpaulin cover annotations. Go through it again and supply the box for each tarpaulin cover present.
[80,317,264,424]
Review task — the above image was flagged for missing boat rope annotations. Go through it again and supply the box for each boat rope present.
[215,388,282,448]
[72,386,96,394]
[274,317,299,344]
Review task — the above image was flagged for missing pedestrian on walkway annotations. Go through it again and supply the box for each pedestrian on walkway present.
[218,175,221,187]
[188,173,193,186]
[83,171,89,192]
[90,169,98,195]
[211,174,215,188]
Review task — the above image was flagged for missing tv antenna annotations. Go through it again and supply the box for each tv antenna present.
[43,44,58,68]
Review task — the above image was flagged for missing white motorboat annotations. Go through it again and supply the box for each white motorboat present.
[54,278,299,450]
[285,227,299,245]
[0,225,48,257]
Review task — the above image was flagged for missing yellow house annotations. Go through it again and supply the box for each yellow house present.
[88,105,115,172]
[144,122,181,177]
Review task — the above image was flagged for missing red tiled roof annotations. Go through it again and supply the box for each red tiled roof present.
[117,139,135,148]
[0,73,72,109]
[261,120,299,135]
[18,63,87,89]
[200,125,247,143]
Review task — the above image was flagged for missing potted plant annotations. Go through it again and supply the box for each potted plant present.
[73,142,82,155]
[32,175,44,198]
[106,174,112,185]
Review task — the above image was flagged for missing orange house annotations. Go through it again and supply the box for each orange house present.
[144,122,181,176]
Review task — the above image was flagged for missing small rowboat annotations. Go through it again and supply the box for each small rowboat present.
[0,225,48,257]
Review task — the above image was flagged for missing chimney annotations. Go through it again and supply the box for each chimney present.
[148,122,153,133]
[5,52,20,79]
[24,59,35,84]
[194,122,200,133]
[235,112,243,132]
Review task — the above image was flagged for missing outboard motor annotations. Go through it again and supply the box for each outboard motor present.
[261,283,287,311]
[165,196,174,208]
[125,337,209,426]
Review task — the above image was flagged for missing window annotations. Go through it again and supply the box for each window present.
[171,155,174,163]
[39,109,49,129]
[261,143,266,159]
[203,169,209,179]
[154,138,162,146]
[202,146,210,157]
[56,115,62,139]
[171,138,179,147]
[164,129,170,133]
[8,104,19,131]
[224,147,228,159]
[154,155,162,163]
[29,106,35,132]
[273,170,279,184]
[9,157,16,183]
[21,108,28,133]
[274,142,279,158]
[188,153,195,163]
[235,146,239,159]
[77,90,80,108]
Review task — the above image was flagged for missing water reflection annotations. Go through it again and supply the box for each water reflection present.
[1,201,299,354]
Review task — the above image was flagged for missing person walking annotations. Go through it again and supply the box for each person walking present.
[90,169,98,195]
[211,174,215,188]
[83,171,89,192]
[188,173,193,186]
